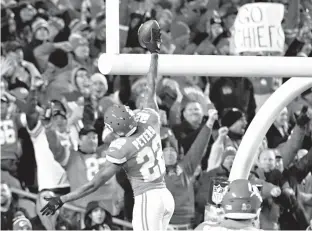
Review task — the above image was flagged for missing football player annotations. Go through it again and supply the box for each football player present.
[40,22,176,231]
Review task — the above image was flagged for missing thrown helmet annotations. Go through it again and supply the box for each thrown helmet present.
[104,104,137,137]
[221,179,262,220]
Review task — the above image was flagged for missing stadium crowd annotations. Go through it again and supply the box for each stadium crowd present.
[1,0,312,230]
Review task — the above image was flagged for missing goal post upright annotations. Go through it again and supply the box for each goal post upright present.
[105,0,120,54]
[229,78,312,181]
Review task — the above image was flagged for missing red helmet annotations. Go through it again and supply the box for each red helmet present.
[221,179,262,220]
[104,104,137,137]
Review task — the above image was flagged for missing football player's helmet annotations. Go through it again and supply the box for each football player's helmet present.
[104,104,137,137]
[221,179,262,220]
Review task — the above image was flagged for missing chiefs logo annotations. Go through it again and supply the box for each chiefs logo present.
[212,184,228,205]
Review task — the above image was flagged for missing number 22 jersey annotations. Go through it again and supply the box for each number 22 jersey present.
[106,108,166,196]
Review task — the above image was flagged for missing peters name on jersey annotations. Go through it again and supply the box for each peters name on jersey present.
[132,126,157,150]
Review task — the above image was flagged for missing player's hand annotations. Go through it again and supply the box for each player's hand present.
[270,187,281,197]
[146,28,161,54]
[40,196,64,216]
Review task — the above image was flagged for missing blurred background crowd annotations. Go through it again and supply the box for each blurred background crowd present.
[1,0,312,230]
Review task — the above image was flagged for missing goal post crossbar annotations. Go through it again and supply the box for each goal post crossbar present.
[98,53,312,77]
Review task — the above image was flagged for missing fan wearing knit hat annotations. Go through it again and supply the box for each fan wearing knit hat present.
[90,73,108,100]
[83,201,116,230]
[220,147,236,171]
[221,108,247,132]
[221,108,247,149]
[90,73,122,116]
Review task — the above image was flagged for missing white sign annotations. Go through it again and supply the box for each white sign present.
[232,3,285,54]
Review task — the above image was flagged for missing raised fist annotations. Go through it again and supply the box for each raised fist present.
[206,109,218,128]
[218,127,229,138]
[208,109,218,121]
[270,187,281,197]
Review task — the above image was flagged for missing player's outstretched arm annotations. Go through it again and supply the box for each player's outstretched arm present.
[141,23,161,113]
[144,53,159,112]
[40,161,121,216]
[61,161,120,203]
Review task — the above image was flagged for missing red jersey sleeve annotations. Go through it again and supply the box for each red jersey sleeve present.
[105,138,129,165]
